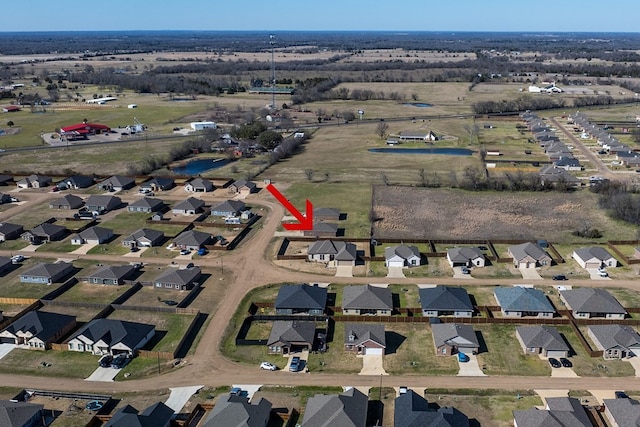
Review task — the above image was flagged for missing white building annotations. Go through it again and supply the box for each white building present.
[190,121,217,131]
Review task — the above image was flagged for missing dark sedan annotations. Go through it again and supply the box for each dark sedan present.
[560,357,572,368]
[548,358,561,368]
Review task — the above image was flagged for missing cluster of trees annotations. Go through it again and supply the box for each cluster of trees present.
[592,181,640,227]
[472,96,566,114]
[126,134,216,175]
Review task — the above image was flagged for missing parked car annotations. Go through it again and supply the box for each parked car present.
[260,361,277,371]
[458,352,470,363]
[111,353,129,369]
[548,358,561,368]
[461,267,470,274]
[98,354,113,368]
[197,247,208,256]
[552,275,568,281]
[399,386,408,395]
[598,270,609,278]
[164,300,178,306]
[180,249,191,256]
[11,255,24,264]
[289,356,301,372]
[560,358,572,368]
[229,387,248,397]
[615,391,629,399]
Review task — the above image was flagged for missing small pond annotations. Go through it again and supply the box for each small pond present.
[368,147,473,156]
[172,158,230,175]
[402,102,434,107]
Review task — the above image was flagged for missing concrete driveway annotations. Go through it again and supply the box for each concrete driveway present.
[625,356,640,377]
[165,385,204,412]
[452,267,474,279]
[335,265,353,278]
[586,268,611,280]
[519,267,543,280]
[386,266,405,278]
[85,366,120,382]
[122,247,148,258]
[550,366,579,378]
[456,354,486,377]
[0,343,16,360]
[358,354,387,376]
[70,243,98,255]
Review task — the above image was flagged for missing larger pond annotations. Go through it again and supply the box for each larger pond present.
[368,147,473,156]
[172,158,230,175]
[402,102,434,107]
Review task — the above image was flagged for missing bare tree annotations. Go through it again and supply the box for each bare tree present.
[418,168,427,187]
[376,122,389,139]
[304,169,314,181]
[380,172,389,186]
[463,122,481,145]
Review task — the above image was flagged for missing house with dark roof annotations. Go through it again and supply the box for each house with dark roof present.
[603,397,640,427]
[70,226,114,245]
[494,286,555,318]
[49,194,84,209]
[97,175,136,192]
[554,156,582,171]
[513,397,592,427]
[202,394,271,427]
[431,323,479,356]
[154,266,201,291]
[61,175,94,189]
[20,261,74,284]
[122,228,164,248]
[184,178,214,193]
[267,320,316,354]
[210,200,246,217]
[516,326,569,358]
[0,256,11,276]
[419,286,474,318]
[173,230,213,250]
[446,247,485,268]
[0,175,14,186]
[301,388,368,427]
[588,325,640,359]
[22,223,67,244]
[0,223,23,241]
[384,245,421,268]
[0,310,76,350]
[0,193,11,204]
[344,323,385,355]
[395,390,469,427]
[508,242,551,268]
[127,197,165,213]
[140,177,175,192]
[16,174,51,189]
[87,264,137,285]
[104,402,173,427]
[303,222,339,238]
[308,240,357,267]
[85,194,121,213]
[313,207,341,221]
[275,284,327,315]
[560,288,626,319]
[228,179,257,195]
[342,285,392,316]
[172,197,206,215]
[67,318,155,356]
[0,400,44,427]
[572,246,617,269]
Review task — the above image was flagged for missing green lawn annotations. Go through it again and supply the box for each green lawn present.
[0,349,98,378]
[384,324,458,375]
[54,281,130,304]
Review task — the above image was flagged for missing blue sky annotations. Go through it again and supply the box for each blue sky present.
[3,0,639,32]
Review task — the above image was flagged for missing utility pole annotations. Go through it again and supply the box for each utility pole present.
[270,34,276,109]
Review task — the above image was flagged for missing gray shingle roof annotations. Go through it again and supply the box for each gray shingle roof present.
[573,246,615,263]
[342,285,392,311]
[173,230,212,246]
[88,264,136,281]
[202,395,271,427]
[99,175,135,188]
[154,266,201,286]
[309,222,338,233]
[77,226,113,241]
[85,194,121,210]
[602,398,640,426]
[385,245,420,261]
[0,400,44,427]
[344,323,385,348]
[0,222,23,237]
[2,310,75,343]
[508,242,550,263]
[560,288,626,315]
[186,178,214,191]
[211,200,246,215]
[301,388,368,427]
[431,323,479,349]
[50,194,84,208]
[394,390,470,427]
[105,402,174,427]
[419,286,473,312]
[513,397,591,427]
[31,223,67,237]
[588,325,640,351]
[447,247,484,263]
[275,284,327,311]
[128,197,164,210]
[20,261,73,280]
[70,318,154,350]
[516,326,569,352]
[124,228,164,244]
[267,320,316,347]
[494,287,555,313]
[173,197,205,211]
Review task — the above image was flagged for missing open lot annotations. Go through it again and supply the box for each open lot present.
[0,348,97,378]
[54,281,131,305]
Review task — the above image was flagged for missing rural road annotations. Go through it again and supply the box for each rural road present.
[1,187,639,395]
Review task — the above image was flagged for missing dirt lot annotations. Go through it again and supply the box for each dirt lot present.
[371,186,636,242]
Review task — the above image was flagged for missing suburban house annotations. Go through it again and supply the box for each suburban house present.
[87,264,137,285]
[494,286,555,318]
[127,197,165,213]
[553,156,582,171]
[0,310,76,350]
[0,175,13,186]
[104,402,174,427]
[70,226,114,245]
[202,395,271,427]
[515,326,569,358]
[97,175,136,192]
[172,230,214,250]
[0,400,44,427]
[508,242,551,268]
[122,228,165,248]
[307,240,357,267]
[603,397,640,427]
[397,130,438,142]
[67,318,155,356]
[0,193,11,204]
[559,288,626,319]
[419,286,474,318]
[538,165,581,188]
[395,390,469,427]
[49,194,84,209]
[303,222,339,238]
[275,284,327,315]
[384,245,421,267]
[267,320,316,354]
[513,397,592,427]
[446,247,486,268]
[0,223,23,241]
[172,197,206,215]
[301,388,368,427]
[572,246,618,268]
[85,194,121,213]
[0,256,11,275]
[342,284,393,315]
[184,178,214,193]
[313,207,341,221]
[432,323,479,356]
[210,200,245,217]
[588,325,640,359]
[22,223,67,244]
[154,266,201,291]
[16,174,52,189]
[228,179,257,195]
[20,261,74,284]
[344,323,386,355]
[139,177,175,192]
[60,175,94,189]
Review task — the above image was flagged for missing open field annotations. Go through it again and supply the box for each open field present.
[0,349,97,378]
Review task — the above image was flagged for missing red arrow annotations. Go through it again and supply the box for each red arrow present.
[266,183,314,231]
